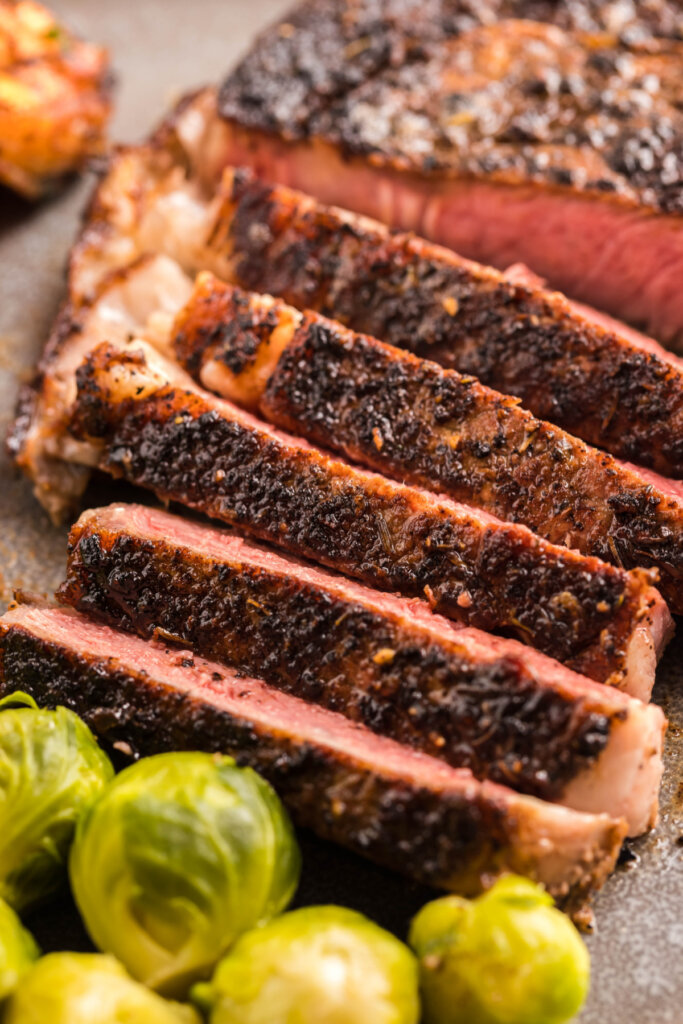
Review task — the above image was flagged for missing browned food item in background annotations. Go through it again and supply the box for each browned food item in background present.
[64,340,670,691]
[218,2,683,349]
[58,501,666,833]
[0,0,111,197]
[0,600,629,909]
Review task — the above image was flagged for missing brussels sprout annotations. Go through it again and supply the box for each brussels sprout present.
[3,952,200,1023]
[0,899,39,1001]
[0,691,113,911]
[69,751,300,997]
[409,875,590,1024]
[193,905,420,1024]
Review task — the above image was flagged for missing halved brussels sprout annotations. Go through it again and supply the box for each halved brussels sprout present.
[69,751,301,998]
[193,905,420,1024]
[0,692,114,911]
[0,899,39,1002]
[409,875,590,1024]
[3,953,200,1023]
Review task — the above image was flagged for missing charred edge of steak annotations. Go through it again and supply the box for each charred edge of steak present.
[218,1,682,140]
[174,284,280,380]
[0,620,621,907]
[58,516,614,801]
[6,301,80,468]
[219,171,683,479]
[67,344,643,680]
[5,301,96,523]
[217,0,444,140]
[6,380,40,468]
[261,312,683,605]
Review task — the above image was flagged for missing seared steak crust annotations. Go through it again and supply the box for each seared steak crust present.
[171,275,683,612]
[6,300,95,521]
[59,507,617,802]
[0,608,626,907]
[67,343,657,683]
[219,3,683,215]
[213,170,683,478]
[265,313,683,611]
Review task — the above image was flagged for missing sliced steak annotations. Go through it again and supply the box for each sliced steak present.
[171,273,683,614]
[208,168,683,480]
[218,8,683,349]
[58,503,665,832]
[63,340,670,688]
[0,601,628,908]
[63,125,683,478]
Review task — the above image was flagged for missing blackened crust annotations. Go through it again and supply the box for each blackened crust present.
[59,511,614,801]
[0,619,621,907]
[67,344,651,682]
[218,172,683,478]
[218,0,683,141]
[174,286,280,380]
[260,311,683,609]
[218,1,683,214]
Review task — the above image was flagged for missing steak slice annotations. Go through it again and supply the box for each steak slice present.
[218,9,683,350]
[209,169,683,480]
[58,502,665,833]
[171,273,683,615]
[0,601,628,908]
[63,339,670,689]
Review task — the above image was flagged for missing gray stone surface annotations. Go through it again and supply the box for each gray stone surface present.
[0,2,681,1019]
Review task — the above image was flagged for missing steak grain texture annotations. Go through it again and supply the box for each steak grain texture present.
[0,601,628,908]
[65,342,668,689]
[57,503,665,831]
[205,168,683,479]
[172,272,683,614]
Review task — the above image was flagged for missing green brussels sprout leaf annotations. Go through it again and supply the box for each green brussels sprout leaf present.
[3,952,200,1023]
[69,751,301,998]
[0,899,39,1002]
[409,876,590,1024]
[0,694,39,712]
[0,693,114,912]
[195,905,421,1024]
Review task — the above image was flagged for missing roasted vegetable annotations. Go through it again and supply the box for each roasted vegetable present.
[0,691,113,911]
[3,953,200,1023]
[69,751,300,997]
[0,0,111,198]
[409,876,590,1024]
[0,900,39,1001]
[194,905,420,1024]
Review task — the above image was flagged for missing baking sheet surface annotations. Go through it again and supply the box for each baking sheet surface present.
[0,3,681,1019]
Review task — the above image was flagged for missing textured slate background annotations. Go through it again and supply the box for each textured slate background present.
[0,2,681,1019]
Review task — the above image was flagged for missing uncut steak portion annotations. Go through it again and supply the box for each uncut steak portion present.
[58,503,665,832]
[218,6,683,349]
[171,273,683,614]
[63,340,669,688]
[0,602,628,908]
